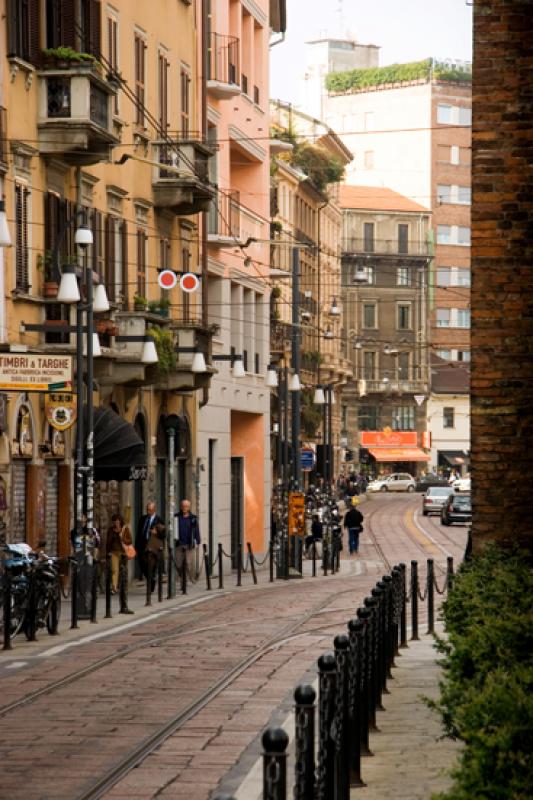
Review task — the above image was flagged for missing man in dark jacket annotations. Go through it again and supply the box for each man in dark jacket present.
[343,497,364,555]
[174,499,200,583]
[135,501,165,590]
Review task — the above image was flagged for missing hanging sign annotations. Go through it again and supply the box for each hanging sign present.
[288,492,305,536]
[158,269,178,290]
[414,394,426,406]
[0,354,72,392]
[180,273,200,293]
[45,392,77,431]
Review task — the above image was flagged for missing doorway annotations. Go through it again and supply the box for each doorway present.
[230,456,243,569]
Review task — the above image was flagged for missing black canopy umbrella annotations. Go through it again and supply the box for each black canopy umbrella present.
[81,406,147,481]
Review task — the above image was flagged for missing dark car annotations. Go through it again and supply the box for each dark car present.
[441,493,472,525]
[415,473,450,492]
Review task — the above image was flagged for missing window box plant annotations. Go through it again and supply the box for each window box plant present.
[133,294,147,311]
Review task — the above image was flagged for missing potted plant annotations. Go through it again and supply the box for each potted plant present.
[42,46,97,70]
[133,294,147,311]
[37,251,59,298]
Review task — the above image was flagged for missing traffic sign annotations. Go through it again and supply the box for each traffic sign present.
[301,448,315,472]
[180,273,200,293]
[158,269,178,290]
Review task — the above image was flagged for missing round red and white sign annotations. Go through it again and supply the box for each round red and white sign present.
[180,273,200,293]
[158,269,178,290]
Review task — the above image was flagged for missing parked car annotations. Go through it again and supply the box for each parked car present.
[441,493,472,525]
[415,473,451,492]
[422,486,454,516]
[451,477,471,492]
[367,473,416,493]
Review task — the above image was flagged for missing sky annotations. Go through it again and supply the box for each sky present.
[270,0,473,106]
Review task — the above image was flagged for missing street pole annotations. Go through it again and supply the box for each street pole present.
[327,385,333,489]
[167,426,176,598]
[75,294,84,548]
[282,365,289,498]
[85,259,95,542]
[291,247,301,491]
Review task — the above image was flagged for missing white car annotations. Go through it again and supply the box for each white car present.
[367,473,416,493]
[451,477,471,492]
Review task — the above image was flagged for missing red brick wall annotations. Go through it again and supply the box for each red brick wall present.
[471,1,533,549]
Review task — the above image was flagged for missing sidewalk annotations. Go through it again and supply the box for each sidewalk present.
[351,630,461,799]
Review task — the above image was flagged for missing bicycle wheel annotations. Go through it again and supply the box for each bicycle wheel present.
[0,580,27,640]
[46,584,61,635]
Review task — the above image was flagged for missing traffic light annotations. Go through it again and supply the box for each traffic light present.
[359,447,369,464]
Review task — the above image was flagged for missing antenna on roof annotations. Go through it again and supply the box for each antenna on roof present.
[338,0,345,36]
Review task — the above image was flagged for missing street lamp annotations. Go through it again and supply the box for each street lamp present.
[0,199,12,247]
[265,364,279,388]
[329,297,341,317]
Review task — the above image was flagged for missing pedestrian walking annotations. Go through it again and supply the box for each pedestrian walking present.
[174,499,200,583]
[343,497,364,555]
[305,513,323,554]
[106,513,132,592]
[135,501,166,591]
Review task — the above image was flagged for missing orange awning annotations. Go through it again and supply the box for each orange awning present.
[369,447,430,462]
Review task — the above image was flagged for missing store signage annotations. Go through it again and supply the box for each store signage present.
[301,448,315,471]
[288,492,305,536]
[0,354,72,392]
[360,428,417,447]
[45,393,77,431]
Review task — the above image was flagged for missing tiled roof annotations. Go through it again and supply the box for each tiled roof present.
[339,184,429,213]
[431,354,470,393]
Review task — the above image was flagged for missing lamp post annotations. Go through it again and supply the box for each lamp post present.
[57,226,109,554]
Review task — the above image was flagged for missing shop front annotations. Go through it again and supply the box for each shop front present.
[361,429,430,478]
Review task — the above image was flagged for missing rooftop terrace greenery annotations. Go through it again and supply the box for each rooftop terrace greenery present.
[326,58,472,94]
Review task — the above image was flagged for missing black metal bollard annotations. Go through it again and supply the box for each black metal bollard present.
[399,563,407,648]
[371,586,387,705]
[262,727,288,800]
[363,596,380,729]
[49,575,60,635]
[218,542,224,589]
[90,559,98,623]
[105,553,112,618]
[316,652,337,799]
[2,568,13,651]
[391,567,402,657]
[356,607,373,756]
[381,575,395,675]
[293,685,316,800]
[203,544,211,590]
[145,553,153,606]
[26,567,37,642]
[427,559,435,634]
[347,618,365,786]
[269,540,274,583]
[323,541,329,577]
[181,552,187,595]
[70,558,79,629]
[312,539,317,577]
[334,634,351,800]
[119,554,133,614]
[446,556,454,592]
[247,543,258,585]
[410,560,419,640]
[167,541,174,600]
[237,543,242,587]
[157,548,164,603]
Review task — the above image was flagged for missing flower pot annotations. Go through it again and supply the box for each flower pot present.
[43,281,59,298]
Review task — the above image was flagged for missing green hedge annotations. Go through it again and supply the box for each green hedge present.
[431,545,533,800]
[325,58,472,94]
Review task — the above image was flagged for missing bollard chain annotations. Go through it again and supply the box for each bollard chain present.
[294,705,310,798]
[254,550,271,567]
[332,647,347,751]
[315,667,334,800]
[433,572,448,595]
[264,757,281,800]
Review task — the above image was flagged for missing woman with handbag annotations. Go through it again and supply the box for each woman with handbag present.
[106,514,133,593]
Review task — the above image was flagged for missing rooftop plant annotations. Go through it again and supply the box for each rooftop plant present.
[326,58,472,94]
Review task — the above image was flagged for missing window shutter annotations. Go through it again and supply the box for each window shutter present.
[15,185,29,292]
[104,215,116,301]
[121,220,128,308]
[28,0,41,64]
[60,0,77,50]
[7,0,17,56]
[88,0,101,58]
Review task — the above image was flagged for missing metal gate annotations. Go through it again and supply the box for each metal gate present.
[45,462,59,555]
[11,461,26,544]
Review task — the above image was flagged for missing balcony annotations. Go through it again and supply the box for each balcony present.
[37,65,119,165]
[208,189,241,245]
[342,238,429,257]
[270,320,292,354]
[152,139,214,215]
[150,321,215,392]
[360,378,429,394]
[207,34,241,99]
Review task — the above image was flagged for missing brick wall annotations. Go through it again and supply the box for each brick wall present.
[471,1,533,549]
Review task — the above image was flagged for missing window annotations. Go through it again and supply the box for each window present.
[436,308,451,328]
[363,222,374,252]
[450,145,459,164]
[457,226,471,245]
[107,14,119,114]
[363,303,376,329]
[136,228,147,296]
[134,33,146,127]
[15,183,30,292]
[443,407,455,429]
[398,352,410,380]
[457,268,471,287]
[457,308,471,328]
[437,184,452,204]
[158,52,169,135]
[7,0,42,62]
[397,303,411,330]
[392,406,415,431]
[180,68,191,136]
[458,350,471,362]
[362,351,376,380]
[363,150,374,169]
[437,267,451,286]
[397,267,411,286]
[358,405,379,431]
[437,267,471,287]
[457,186,471,205]
[436,349,452,360]
[437,104,452,124]
[398,224,409,254]
[458,107,472,125]
[437,225,451,244]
